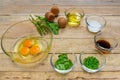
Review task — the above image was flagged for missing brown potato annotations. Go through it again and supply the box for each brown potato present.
[51,6,59,17]
[45,12,55,22]
[58,17,67,28]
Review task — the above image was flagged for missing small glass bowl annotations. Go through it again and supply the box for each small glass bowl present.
[50,53,77,74]
[94,31,118,54]
[79,49,106,73]
[86,15,106,33]
[65,8,84,27]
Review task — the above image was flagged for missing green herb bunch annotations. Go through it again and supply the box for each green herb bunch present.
[29,15,59,35]
[83,56,99,70]
[55,54,73,70]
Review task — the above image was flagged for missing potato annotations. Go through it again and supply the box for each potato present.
[45,12,55,22]
[51,6,59,17]
[58,17,67,28]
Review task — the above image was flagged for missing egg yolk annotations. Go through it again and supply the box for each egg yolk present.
[30,45,41,55]
[23,39,33,47]
[19,47,30,56]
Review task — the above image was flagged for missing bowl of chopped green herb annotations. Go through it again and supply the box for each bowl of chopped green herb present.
[79,49,106,73]
[50,53,77,74]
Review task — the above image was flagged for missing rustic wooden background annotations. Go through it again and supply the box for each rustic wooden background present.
[0,0,120,80]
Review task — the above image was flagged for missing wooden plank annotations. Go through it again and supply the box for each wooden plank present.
[0,71,120,80]
[0,5,120,15]
[0,16,120,38]
[1,38,120,53]
[0,0,120,6]
[53,0,120,5]
[0,52,120,71]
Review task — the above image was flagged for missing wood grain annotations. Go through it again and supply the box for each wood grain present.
[0,0,120,6]
[0,16,120,38]
[0,53,120,72]
[0,0,120,79]
[0,5,120,15]
[0,71,120,80]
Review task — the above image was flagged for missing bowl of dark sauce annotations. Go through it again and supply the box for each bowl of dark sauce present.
[94,32,118,54]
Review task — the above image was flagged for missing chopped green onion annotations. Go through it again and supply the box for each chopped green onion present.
[83,56,99,70]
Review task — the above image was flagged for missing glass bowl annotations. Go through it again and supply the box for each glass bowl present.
[1,20,53,67]
[86,15,106,33]
[50,53,77,74]
[79,49,106,73]
[94,31,118,54]
[65,8,84,27]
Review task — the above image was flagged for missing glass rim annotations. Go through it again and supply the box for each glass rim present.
[65,8,85,17]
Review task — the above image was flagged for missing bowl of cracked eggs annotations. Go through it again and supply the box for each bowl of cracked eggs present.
[1,20,53,67]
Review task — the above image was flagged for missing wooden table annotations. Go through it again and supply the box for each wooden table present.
[0,0,120,80]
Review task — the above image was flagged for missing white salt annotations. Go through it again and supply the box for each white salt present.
[87,20,102,33]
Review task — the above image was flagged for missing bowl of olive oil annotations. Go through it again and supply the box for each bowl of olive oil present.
[65,8,84,27]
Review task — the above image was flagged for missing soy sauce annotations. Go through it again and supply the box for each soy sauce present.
[96,40,111,49]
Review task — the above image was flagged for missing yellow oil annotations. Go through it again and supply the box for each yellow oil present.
[67,13,81,27]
